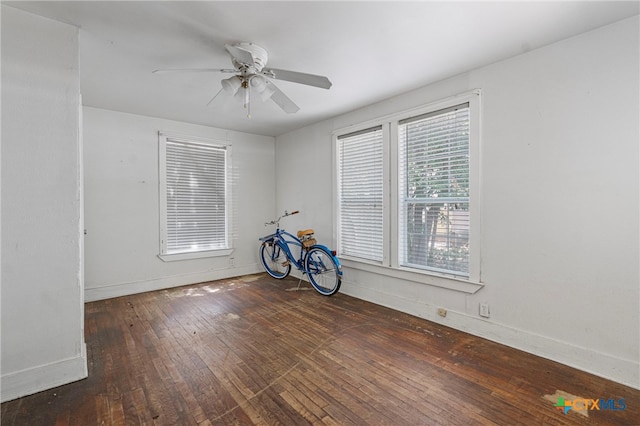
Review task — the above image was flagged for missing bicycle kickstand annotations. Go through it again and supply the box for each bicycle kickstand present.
[286,272,312,292]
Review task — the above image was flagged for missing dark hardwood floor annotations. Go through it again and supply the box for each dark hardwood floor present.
[2,273,638,425]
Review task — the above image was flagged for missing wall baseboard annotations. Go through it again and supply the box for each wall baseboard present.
[341,281,640,391]
[1,344,88,403]
[84,265,263,302]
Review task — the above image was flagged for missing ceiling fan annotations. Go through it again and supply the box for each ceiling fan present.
[153,42,332,117]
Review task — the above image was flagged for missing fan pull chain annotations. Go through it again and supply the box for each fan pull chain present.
[242,80,251,119]
[247,86,251,118]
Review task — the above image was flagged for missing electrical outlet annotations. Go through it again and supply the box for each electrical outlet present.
[228,257,235,267]
[479,303,490,318]
[437,308,447,317]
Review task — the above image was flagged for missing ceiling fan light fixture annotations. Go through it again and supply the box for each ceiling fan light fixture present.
[221,75,242,95]
[249,75,266,91]
[233,89,245,102]
[249,75,275,101]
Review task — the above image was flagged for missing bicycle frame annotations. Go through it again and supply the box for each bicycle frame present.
[259,228,305,271]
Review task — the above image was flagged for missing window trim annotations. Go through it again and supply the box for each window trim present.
[158,131,233,262]
[333,89,482,292]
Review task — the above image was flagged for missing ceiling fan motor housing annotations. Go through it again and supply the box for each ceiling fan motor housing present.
[232,42,268,72]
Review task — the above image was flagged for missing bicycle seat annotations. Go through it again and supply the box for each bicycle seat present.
[297,229,314,238]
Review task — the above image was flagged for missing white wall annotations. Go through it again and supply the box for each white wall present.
[276,16,639,388]
[1,6,87,402]
[83,107,275,301]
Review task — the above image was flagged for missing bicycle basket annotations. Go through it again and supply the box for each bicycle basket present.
[302,238,316,250]
[297,229,316,250]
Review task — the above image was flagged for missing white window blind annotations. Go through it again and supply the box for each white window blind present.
[399,104,470,276]
[338,126,384,262]
[162,138,228,255]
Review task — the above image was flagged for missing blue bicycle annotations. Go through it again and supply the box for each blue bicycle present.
[259,210,342,296]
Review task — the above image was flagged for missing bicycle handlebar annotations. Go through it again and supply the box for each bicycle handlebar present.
[264,209,299,226]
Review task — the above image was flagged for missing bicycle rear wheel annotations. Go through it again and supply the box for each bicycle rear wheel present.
[304,247,341,296]
[260,241,291,279]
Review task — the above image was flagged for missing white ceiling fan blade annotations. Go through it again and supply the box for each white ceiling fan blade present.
[267,82,300,114]
[225,44,255,67]
[152,68,236,74]
[263,68,332,89]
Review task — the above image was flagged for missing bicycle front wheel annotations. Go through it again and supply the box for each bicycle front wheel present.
[304,247,341,296]
[260,241,291,279]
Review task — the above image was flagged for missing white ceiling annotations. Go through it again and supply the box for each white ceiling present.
[6,1,639,137]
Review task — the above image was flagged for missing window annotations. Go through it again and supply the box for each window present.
[399,104,470,276]
[159,133,232,261]
[334,90,480,286]
[337,126,384,262]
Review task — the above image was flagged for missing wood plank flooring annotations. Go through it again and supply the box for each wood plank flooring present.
[2,273,639,425]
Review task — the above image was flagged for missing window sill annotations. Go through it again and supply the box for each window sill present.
[340,257,483,294]
[158,248,234,262]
